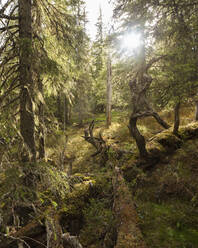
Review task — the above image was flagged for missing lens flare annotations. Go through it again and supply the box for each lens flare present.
[122,32,142,51]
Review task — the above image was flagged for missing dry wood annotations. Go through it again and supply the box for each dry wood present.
[83,120,109,166]
[62,233,83,248]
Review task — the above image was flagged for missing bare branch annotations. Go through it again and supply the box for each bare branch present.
[0,13,18,20]
[0,25,18,32]
[83,120,109,166]
[0,0,13,15]
[0,96,20,110]
[0,30,18,56]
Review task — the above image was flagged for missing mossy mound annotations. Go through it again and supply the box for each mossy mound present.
[0,162,97,246]
[149,130,182,153]
[179,122,198,140]
[126,138,198,248]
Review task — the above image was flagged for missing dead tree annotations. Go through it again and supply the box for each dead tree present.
[83,120,109,166]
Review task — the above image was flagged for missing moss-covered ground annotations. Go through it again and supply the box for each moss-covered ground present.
[0,106,198,247]
[44,107,198,247]
[126,137,198,248]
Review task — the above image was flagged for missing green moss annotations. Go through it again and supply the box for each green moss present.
[147,140,166,156]
[152,131,182,151]
[179,122,198,139]
[78,172,115,247]
[80,198,115,247]
[124,132,198,248]
[137,201,198,248]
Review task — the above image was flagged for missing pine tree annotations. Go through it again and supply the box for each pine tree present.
[92,7,104,78]
[0,0,88,161]
[90,7,107,113]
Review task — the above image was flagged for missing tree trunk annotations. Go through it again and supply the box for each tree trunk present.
[38,79,45,160]
[113,166,147,248]
[19,0,36,162]
[64,96,70,125]
[57,92,62,123]
[78,97,84,127]
[173,102,181,135]
[106,51,112,128]
[195,101,198,121]
[63,95,66,131]
[129,116,148,158]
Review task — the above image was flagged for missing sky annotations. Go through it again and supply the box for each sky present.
[85,0,113,39]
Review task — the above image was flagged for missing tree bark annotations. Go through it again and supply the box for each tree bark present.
[19,0,36,162]
[129,116,148,158]
[173,102,181,135]
[106,51,112,128]
[195,101,198,121]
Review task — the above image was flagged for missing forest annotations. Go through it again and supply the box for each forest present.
[0,0,198,247]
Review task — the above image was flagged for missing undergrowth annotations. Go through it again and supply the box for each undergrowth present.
[0,106,198,247]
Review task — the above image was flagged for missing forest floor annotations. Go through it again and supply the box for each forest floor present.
[0,105,198,248]
[46,105,195,174]
[43,104,198,247]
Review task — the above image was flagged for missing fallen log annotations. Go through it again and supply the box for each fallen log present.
[113,166,147,248]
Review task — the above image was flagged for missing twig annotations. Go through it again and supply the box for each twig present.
[0,233,31,248]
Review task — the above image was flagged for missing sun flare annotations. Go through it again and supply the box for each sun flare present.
[122,32,142,51]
